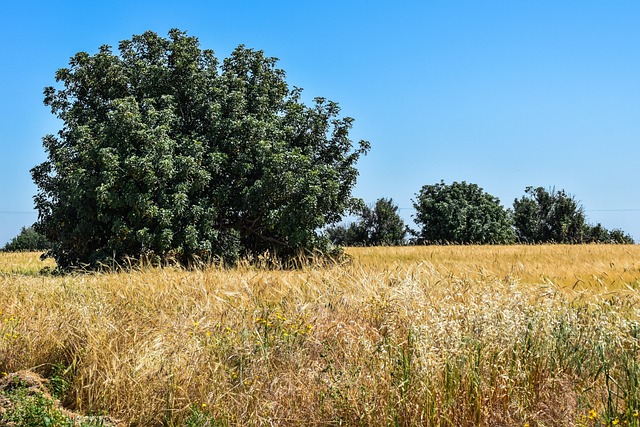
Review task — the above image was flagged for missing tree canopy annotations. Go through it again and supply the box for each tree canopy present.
[1,226,51,252]
[326,198,407,246]
[412,181,515,244]
[512,186,586,243]
[31,29,369,269]
[513,186,634,244]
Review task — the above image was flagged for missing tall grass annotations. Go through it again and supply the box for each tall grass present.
[0,250,55,275]
[1,245,640,426]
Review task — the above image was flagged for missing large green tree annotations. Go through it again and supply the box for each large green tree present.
[412,181,514,244]
[31,29,369,269]
[326,198,407,246]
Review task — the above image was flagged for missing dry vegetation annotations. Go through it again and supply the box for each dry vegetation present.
[2,245,640,426]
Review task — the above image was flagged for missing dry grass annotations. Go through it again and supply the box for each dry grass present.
[0,251,56,276]
[1,246,640,426]
[349,245,640,291]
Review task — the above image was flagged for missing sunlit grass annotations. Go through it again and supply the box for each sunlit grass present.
[1,245,640,425]
[0,251,56,275]
[347,244,640,290]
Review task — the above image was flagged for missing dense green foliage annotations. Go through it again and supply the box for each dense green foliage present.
[512,187,586,243]
[584,223,635,244]
[513,186,634,244]
[326,198,407,246]
[31,29,369,269]
[607,228,635,244]
[412,181,514,244]
[1,226,51,252]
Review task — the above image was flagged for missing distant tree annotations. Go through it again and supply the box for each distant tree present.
[325,222,367,247]
[326,198,407,246]
[362,198,407,246]
[412,181,514,244]
[512,187,587,243]
[513,186,635,244]
[2,226,51,252]
[30,29,369,270]
[511,194,539,243]
[584,223,610,243]
[584,223,635,244]
[608,228,635,244]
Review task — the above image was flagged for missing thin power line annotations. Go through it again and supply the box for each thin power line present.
[397,207,640,212]
[586,209,640,212]
[2,208,640,215]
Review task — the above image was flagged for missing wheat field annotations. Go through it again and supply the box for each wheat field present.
[2,245,640,426]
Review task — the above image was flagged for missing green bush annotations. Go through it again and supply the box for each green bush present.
[2,226,51,252]
[513,186,587,243]
[412,181,514,244]
[513,186,635,244]
[326,198,407,246]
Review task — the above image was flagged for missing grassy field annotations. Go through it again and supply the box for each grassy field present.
[2,245,640,426]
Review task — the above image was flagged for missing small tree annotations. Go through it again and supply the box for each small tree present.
[608,228,635,244]
[31,29,369,269]
[2,226,51,252]
[365,198,407,246]
[584,224,635,244]
[512,187,587,243]
[584,223,610,243]
[513,187,635,244]
[412,181,514,244]
[326,198,406,246]
[325,222,367,247]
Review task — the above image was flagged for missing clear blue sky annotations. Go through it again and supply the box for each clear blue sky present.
[2,0,639,245]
